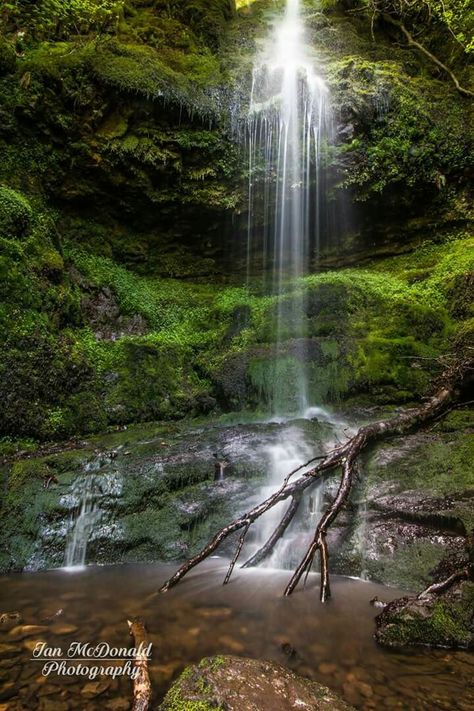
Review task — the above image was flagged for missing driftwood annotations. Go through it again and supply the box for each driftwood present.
[128,617,152,711]
[417,568,471,599]
[160,358,473,602]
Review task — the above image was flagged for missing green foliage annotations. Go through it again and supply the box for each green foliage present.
[357,0,474,56]
[5,0,124,40]
[0,39,16,75]
[0,187,33,238]
[329,58,471,199]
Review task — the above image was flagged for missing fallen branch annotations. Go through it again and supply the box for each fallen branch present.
[159,358,473,602]
[242,493,302,568]
[128,617,151,711]
[383,14,474,97]
[417,567,470,599]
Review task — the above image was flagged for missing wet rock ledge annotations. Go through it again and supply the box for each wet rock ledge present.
[159,655,355,711]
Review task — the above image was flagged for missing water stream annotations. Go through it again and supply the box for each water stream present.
[246,0,330,415]
[241,0,339,570]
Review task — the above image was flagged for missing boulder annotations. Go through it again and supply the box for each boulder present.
[159,655,355,711]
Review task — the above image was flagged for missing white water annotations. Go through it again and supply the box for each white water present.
[63,456,122,568]
[246,0,330,415]
[243,0,337,568]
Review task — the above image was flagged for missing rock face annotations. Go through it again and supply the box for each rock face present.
[330,409,474,592]
[159,656,356,711]
[375,580,474,649]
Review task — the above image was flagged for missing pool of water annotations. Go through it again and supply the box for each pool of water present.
[0,561,472,710]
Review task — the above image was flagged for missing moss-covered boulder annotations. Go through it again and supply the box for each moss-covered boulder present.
[375,580,474,649]
[159,655,356,711]
[0,188,32,238]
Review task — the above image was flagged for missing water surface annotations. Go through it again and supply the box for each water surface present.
[1,561,472,709]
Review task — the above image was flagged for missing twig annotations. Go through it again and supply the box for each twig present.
[224,520,251,584]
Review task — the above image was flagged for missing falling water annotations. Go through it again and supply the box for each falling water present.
[246,0,330,416]
[64,459,110,568]
[241,1,336,569]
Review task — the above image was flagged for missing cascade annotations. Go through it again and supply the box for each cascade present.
[246,0,330,416]
[243,0,336,568]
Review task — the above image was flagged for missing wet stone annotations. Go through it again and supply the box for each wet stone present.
[80,681,111,699]
[49,624,78,635]
[318,662,338,675]
[0,645,21,660]
[8,626,48,641]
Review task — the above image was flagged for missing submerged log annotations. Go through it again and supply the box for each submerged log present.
[159,358,473,603]
[127,617,151,711]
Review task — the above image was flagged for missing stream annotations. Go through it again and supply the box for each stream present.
[1,561,472,710]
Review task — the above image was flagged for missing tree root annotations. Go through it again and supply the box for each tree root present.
[159,358,473,602]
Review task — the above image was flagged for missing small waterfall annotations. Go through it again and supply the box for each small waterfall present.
[243,422,329,570]
[245,0,331,415]
[63,459,108,568]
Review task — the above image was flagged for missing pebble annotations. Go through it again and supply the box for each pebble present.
[355,681,373,698]
[187,627,201,638]
[196,607,233,619]
[218,635,245,653]
[8,626,48,641]
[38,699,69,711]
[37,685,62,697]
[105,700,131,711]
[49,624,78,636]
[23,639,48,653]
[342,681,362,707]
[318,662,338,675]
[80,681,111,699]
[0,645,21,660]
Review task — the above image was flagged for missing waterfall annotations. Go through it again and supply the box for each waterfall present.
[241,2,337,569]
[246,0,330,416]
[64,463,104,568]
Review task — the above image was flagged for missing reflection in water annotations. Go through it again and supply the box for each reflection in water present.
[1,561,472,710]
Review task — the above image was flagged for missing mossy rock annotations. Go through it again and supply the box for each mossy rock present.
[0,188,32,238]
[160,655,356,710]
[375,581,474,649]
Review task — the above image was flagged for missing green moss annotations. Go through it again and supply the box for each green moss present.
[160,664,225,711]
[368,431,474,497]
[379,583,474,648]
[0,187,33,238]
